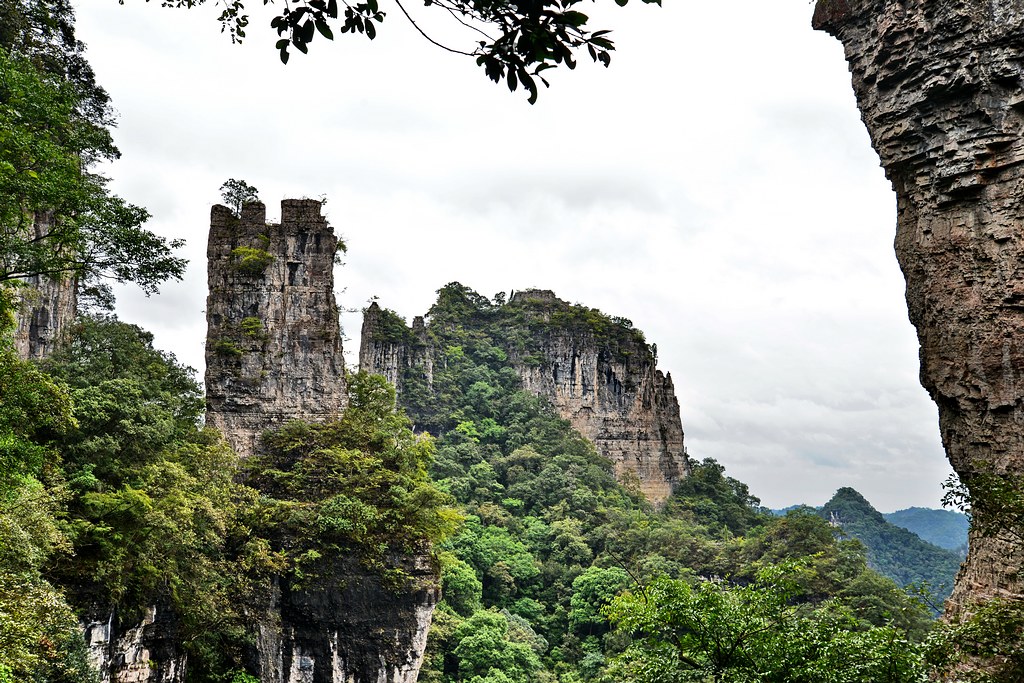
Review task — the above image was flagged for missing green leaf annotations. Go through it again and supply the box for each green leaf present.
[315,18,334,39]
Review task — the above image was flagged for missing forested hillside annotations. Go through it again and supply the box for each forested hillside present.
[372,284,938,682]
[820,488,963,606]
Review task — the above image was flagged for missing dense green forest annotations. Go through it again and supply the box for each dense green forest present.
[3,2,1024,681]
[382,284,934,682]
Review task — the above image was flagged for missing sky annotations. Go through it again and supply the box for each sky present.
[71,0,953,512]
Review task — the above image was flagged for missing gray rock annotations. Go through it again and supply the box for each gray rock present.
[813,0,1024,619]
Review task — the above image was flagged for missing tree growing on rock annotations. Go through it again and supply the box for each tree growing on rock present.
[219,179,259,217]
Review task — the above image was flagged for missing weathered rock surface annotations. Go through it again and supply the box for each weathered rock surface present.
[360,289,688,505]
[813,0,1024,618]
[249,554,437,683]
[359,304,433,399]
[205,200,348,458]
[12,212,76,360]
[82,604,186,683]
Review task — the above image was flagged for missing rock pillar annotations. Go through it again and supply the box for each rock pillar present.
[813,0,1024,617]
[13,212,76,360]
[205,199,347,457]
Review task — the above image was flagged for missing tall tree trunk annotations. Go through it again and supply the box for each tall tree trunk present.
[812,0,1024,619]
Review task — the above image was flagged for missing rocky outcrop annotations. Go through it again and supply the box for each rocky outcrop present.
[812,1,1024,618]
[508,290,687,504]
[82,604,186,683]
[205,199,437,682]
[249,554,437,683]
[12,212,76,360]
[359,303,433,398]
[205,200,348,458]
[360,288,688,505]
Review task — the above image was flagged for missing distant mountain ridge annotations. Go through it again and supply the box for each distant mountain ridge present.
[819,488,963,603]
[884,507,968,555]
[772,501,970,557]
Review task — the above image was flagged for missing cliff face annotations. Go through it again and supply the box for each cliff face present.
[812,1,1024,618]
[82,604,185,683]
[360,289,688,505]
[358,306,433,399]
[250,554,437,683]
[205,200,348,458]
[13,212,77,360]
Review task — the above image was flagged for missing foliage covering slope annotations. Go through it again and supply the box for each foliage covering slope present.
[820,488,963,605]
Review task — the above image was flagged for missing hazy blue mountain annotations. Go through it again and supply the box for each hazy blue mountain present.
[820,488,963,604]
[884,507,969,555]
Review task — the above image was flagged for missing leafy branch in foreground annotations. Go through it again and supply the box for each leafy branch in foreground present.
[943,466,1024,542]
[131,0,659,103]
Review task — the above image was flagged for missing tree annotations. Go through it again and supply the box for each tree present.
[605,563,928,683]
[0,6,185,314]
[811,0,1024,628]
[219,178,259,217]
[0,317,97,683]
[129,0,658,103]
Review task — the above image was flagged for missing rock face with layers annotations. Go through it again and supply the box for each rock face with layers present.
[813,0,1024,618]
[249,554,437,683]
[360,288,688,505]
[359,302,433,398]
[205,199,348,458]
[82,604,185,683]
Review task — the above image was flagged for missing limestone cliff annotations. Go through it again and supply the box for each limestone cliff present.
[205,200,348,458]
[12,212,77,360]
[82,604,185,683]
[813,1,1024,618]
[360,288,688,505]
[249,554,436,683]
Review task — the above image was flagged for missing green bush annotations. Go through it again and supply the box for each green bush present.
[231,245,274,275]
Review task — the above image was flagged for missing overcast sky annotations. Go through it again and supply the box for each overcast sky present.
[72,0,952,512]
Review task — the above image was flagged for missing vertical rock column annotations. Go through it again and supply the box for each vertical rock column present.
[206,200,438,683]
[813,0,1024,618]
[205,199,347,458]
[358,302,433,396]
